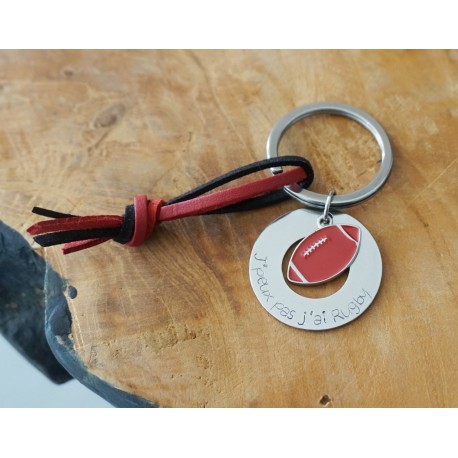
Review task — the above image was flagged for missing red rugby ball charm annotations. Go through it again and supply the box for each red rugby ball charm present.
[287,224,361,285]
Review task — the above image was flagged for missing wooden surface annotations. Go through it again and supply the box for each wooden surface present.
[0,50,457,407]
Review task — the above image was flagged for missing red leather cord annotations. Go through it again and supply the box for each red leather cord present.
[159,165,305,222]
[63,238,111,255]
[27,164,309,254]
[124,166,307,249]
[146,198,165,238]
[126,195,150,247]
[27,215,123,236]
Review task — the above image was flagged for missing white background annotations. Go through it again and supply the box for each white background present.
[0,335,112,407]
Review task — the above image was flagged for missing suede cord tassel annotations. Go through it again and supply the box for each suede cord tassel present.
[27,156,313,254]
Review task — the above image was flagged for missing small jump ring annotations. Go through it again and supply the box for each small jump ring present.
[266,102,393,209]
[322,190,335,223]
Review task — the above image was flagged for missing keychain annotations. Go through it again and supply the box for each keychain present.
[27,102,392,331]
[249,102,393,330]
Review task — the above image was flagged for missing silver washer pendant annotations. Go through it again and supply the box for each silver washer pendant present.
[249,209,382,330]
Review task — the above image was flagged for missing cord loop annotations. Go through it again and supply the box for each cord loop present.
[27,156,314,254]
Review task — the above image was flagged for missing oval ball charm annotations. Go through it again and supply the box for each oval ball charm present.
[287,224,361,285]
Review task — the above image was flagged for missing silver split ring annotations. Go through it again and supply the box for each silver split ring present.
[266,102,393,209]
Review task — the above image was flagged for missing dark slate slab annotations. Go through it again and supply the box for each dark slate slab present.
[45,262,157,408]
[0,220,72,384]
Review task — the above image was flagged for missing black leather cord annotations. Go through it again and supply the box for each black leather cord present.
[166,156,313,209]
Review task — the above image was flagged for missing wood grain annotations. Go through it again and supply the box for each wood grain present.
[0,50,456,407]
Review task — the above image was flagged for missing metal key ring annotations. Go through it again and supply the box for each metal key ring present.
[266,102,393,209]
